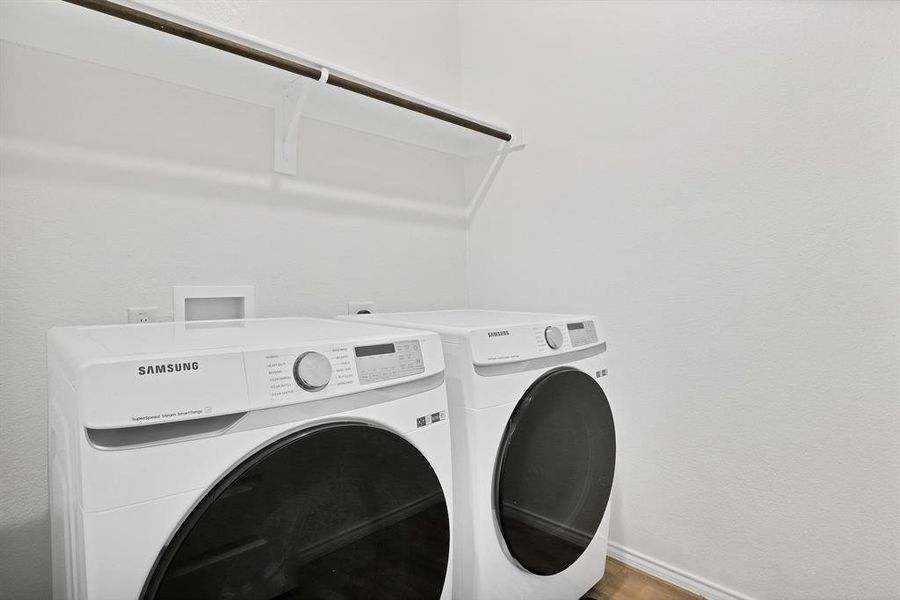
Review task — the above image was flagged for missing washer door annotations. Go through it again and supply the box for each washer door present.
[142,423,450,600]
[495,368,616,576]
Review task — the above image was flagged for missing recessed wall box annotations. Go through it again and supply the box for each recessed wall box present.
[173,286,255,322]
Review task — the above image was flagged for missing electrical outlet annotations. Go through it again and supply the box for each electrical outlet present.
[128,306,157,324]
[348,301,375,315]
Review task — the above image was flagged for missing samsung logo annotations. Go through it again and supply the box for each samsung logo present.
[487,330,510,338]
[138,362,199,376]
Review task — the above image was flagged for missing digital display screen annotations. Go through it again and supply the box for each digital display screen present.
[567,321,598,348]
[355,343,396,358]
[354,340,424,385]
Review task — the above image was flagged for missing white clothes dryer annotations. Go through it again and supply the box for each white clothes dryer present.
[48,317,453,600]
[341,310,615,600]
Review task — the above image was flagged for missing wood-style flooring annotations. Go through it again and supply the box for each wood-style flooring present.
[583,557,703,600]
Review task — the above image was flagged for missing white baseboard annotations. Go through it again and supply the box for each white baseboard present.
[607,542,754,600]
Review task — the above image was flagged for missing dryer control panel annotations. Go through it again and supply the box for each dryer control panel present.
[355,340,424,384]
[244,335,437,407]
[251,344,354,403]
[566,320,599,347]
[469,318,605,366]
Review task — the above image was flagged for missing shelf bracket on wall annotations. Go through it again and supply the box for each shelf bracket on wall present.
[465,133,527,222]
[27,0,522,179]
[274,68,329,175]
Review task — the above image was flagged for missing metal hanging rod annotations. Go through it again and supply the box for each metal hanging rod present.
[62,0,513,143]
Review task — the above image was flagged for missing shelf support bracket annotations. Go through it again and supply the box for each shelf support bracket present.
[465,133,527,222]
[274,68,329,175]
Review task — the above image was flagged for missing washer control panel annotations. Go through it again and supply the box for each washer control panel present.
[355,340,424,384]
[470,317,605,366]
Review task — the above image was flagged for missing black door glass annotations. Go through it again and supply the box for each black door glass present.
[495,368,616,576]
[142,423,449,600]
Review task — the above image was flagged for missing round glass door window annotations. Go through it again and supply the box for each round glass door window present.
[142,423,450,600]
[495,368,616,576]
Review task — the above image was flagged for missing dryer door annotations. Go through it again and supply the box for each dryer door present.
[495,367,616,576]
[142,423,450,600]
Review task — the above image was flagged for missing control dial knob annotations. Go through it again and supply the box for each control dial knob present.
[544,326,564,350]
[293,351,332,391]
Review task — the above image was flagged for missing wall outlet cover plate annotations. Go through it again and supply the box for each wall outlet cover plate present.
[348,301,375,315]
[127,307,157,324]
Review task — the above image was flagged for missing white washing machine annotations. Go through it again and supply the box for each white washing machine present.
[342,310,615,600]
[48,317,454,600]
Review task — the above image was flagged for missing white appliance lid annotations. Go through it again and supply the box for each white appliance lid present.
[349,309,593,330]
[82,317,424,356]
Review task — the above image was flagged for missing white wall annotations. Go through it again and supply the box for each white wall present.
[461,2,899,599]
[0,2,465,596]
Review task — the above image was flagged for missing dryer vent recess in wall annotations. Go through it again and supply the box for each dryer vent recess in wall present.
[174,286,255,322]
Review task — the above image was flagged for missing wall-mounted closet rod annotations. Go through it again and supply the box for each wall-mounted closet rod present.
[62,0,513,143]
